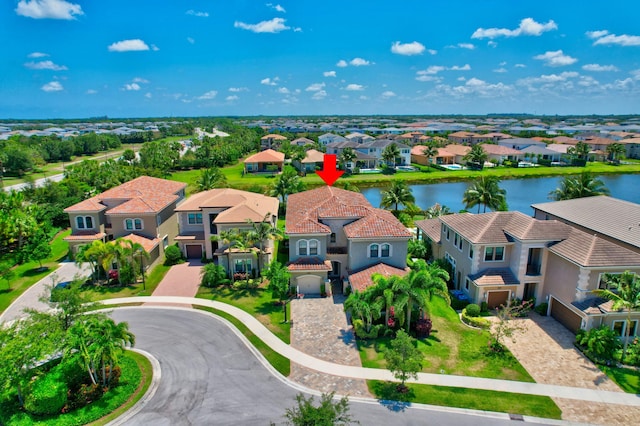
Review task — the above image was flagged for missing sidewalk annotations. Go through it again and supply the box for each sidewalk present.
[0,261,92,323]
[101,296,640,407]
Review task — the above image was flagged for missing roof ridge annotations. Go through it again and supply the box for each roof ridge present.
[584,233,599,264]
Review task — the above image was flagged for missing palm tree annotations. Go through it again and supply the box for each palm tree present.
[344,289,381,334]
[421,144,438,164]
[370,274,404,328]
[549,172,610,201]
[380,180,415,212]
[592,271,640,361]
[463,144,488,169]
[212,229,257,280]
[567,141,591,164]
[606,143,626,163]
[196,167,228,191]
[424,203,452,218]
[116,238,150,284]
[246,213,283,277]
[77,240,111,283]
[462,176,506,213]
[381,143,401,167]
[339,147,357,171]
[269,166,305,209]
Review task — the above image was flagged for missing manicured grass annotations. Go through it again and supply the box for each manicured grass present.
[80,262,171,301]
[599,365,640,394]
[358,297,533,382]
[368,380,562,419]
[197,284,291,344]
[0,351,151,426]
[195,306,290,376]
[0,229,71,315]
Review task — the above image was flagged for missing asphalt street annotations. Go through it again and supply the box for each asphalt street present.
[111,308,559,426]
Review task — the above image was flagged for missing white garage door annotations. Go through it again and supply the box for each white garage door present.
[296,275,322,295]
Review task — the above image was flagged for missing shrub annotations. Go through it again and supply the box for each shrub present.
[465,303,481,317]
[201,263,230,288]
[450,297,470,311]
[576,325,621,363]
[534,302,548,316]
[480,301,488,313]
[461,308,491,329]
[24,371,68,416]
[352,319,381,339]
[118,263,136,285]
[164,245,183,265]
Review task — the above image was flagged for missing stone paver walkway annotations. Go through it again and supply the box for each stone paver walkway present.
[290,294,371,397]
[146,260,203,307]
[498,313,640,426]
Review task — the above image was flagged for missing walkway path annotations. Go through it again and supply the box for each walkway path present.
[290,295,371,397]
[498,313,640,426]
[0,261,91,323]
[146,260,203,307]
[101,296,640,409]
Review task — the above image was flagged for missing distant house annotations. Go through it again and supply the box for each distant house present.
[497,137,546,150]
[411,145,454,165]
[519,145,563,163]
[443,144,471,164]
[63,176,187,266]
[285,187,411,295]
[243,149,285,174]
[293,149,325,173]
[318,133,347,146]
[291,137,315,147]
[260,134,288,150]
[344,132,375,144]
[480,144,523,163]
[174,189,279,276]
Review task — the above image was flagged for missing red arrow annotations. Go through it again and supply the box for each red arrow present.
[316,154,344,186]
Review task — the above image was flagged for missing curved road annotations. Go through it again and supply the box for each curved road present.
[111,308,558,425]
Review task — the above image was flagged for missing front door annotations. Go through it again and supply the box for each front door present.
[330,261,341,278]
[523,283,537,301]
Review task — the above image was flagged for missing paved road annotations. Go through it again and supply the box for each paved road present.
[110,308,559,426]
[3,173,65,192]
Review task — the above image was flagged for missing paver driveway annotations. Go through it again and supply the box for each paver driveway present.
[499,313,640,425]
[147,260,203,307]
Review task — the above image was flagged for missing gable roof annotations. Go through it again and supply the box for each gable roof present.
[261,134,287,140]
[415,218,442,243]
[469,268,520,286]
[348,262,409,292]
[301,149,325,163]
[444,144,471,156]
[549,228,640,267]
[244,149,285,163]
[480,144,522,155]
[175,188,279,224]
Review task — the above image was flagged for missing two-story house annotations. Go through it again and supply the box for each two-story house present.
[174,188,279,277]
[416,197,640,336]
[285,187,411,295]
[64,176,187,265]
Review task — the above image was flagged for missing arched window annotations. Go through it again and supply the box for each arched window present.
[298,240,308,256]
[85,216,93,229]
[134,218,143,230]
[381,243,391,257]
[76,216,85,229]
[125,218,143,231]
[309,239,318,255]
[369,244,379,258]
[125,219,134,231]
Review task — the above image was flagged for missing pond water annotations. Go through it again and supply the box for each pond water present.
[360,174,640,215]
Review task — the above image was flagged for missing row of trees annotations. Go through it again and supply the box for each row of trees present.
[76,238,150,286]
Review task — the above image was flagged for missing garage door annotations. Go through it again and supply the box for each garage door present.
[296,275,322,295]
[185,244,203,259]
[487,290,510,309]
[550,297,582,334]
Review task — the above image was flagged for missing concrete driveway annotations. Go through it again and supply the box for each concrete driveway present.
[147,260,203,307]
[110,308,553,426]
[499,313,640,425]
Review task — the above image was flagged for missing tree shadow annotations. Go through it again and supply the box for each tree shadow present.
[371,381,414,412]
[22,267,50,277]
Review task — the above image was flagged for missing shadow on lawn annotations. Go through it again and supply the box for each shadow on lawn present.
[371,381,414,412]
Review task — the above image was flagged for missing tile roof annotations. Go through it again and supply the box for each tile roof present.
[480,144,522,155]
[443,144,471,156]
[287,257,332,271]
[415,218,442,243]
[64,176,185,215]
[244,149,285,163]
[344,208,412,238]
[502,213,571,241]
[118,233,160,253]
[348,262,409,292]
[64,231,106,241]
[553,136,579,145]
[301,149,325,163]
[468,268,520,286]
[175,188,279,223]
[175,232,205,241]
[531,196,640,250]
[548,228,640,267]
[261,134,287,140]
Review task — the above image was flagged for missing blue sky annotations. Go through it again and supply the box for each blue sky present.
[2,0,640,118]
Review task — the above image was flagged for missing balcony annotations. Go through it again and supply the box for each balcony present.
[526,264,541,276]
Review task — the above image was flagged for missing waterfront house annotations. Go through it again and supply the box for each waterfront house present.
[243,149,285,174]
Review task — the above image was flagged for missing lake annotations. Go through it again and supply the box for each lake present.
[360,174,640,215]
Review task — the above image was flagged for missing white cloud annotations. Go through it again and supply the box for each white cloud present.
[586,30,609,39]
[226,95,239,101]
[186,10,209,17]
[391,41,425,56]
[359,95,369,100]
[86,89,97,95]
[312,90,327,100]
[132,77,149,83]
[416,64,469,78]
[381,91,396,98]
[293,27,302,32]
[267,3,286,12]
[350,57,371,66]
[198,90,218,100]
[472,18,557,39]
[234,17,290,33]
[16,0,83,20]
[305,82,325,92]
[151,44,159,51]
[24,60,67,71]
[229,87,248,92]
[261,77,279,86]
[277,87,290,94]
[418,66,446,75]
[582,64,618,72]
[493,68,508,73]
[450,64,471,71]
[145,92,152,99]
[427,49,437,55]
[323,71,336,77]
[336,60,348,67]
[487,41,498,48]
[534,50,577,67]
[124,83,141,91]
[27,52,49,58]
[345,84,365,91]
[415,75,441,82]
[187,37,195,44]
[593,33,640,47]
[515,63,526,68]
[108,39,150,52]
[457,43,475,50]
[41,81,63,92]
[631,69,640,80]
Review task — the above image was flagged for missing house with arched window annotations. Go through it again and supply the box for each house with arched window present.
[285,186,411,295]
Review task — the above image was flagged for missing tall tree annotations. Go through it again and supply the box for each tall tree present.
[269,166,305,208]
[384,330,424,392]
[380,180,415,212]
[246,213,283,277]
[605,143,626,163]
[592,271,640,361]
[196,166,228,191]
[264,260,292,323]
[462,144,488,168]
[567,141,591,161]
[381,143,401,167]
[462,176,507,213]
[339,147,357,170]
[421,144,438,164]
[548,172,610,201]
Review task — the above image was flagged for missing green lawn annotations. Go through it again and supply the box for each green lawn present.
[368,381,562,419]
[195,306,290,376]
[0,350,151,426]
[80,262,171,301]
[359,297,533,382]
[0,229,71,315]
[197,284,291,344]
[599,366,640,394]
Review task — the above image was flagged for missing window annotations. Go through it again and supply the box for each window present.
[125,219,134,231]
[76,216,94,229]
[125,218,143,231]
[298,240,308,256]
[613,320,638,337]
[297,239,319,256]
[188,213,203,225]
[76,216,85,229]
[469,245,474,260]
[454,233,458,247]
[598,272,622,290]
[370,244,379,258]
[330,233,336,243]
[457,234,463,251]
[85,216,93,229]
[309,240,318,255]
[446,227,451,241]
[234,259,251,273]
[381,244,390,257]
[134,219,142,230]
[484,246,505,262]
[465,278,471,290]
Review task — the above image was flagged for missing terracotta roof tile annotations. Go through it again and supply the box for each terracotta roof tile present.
[63,197,107,213]
[64,231,106,241]
[261,134,288,140]
[244,149,285,163]
[175,188,279,224]
[480,144,522,155]
[348,263,409,292]
[443,144,471,156]
[344,208,412,238]
[118,233,160,253]
[287,257,332,271]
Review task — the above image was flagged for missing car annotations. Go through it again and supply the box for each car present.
[50,281,72,301]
